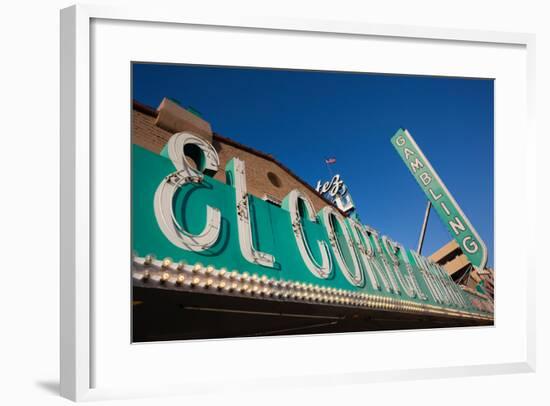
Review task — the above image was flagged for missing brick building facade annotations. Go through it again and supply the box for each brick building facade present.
[132,98,338,214]
[430,239,495,299]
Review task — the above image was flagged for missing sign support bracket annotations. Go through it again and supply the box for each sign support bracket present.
[417,200,432,254]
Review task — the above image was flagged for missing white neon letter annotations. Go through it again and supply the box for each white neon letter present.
[226,158,275,267]
[283,190,332,278]
[382,236,417,298]
[411,252,454,305]
[346,219,392,292]
[368,229,400,294]
[319,206,364,286]
[154,132,221,251]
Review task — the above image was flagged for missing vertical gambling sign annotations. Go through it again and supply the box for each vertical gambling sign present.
[391,128,488,270]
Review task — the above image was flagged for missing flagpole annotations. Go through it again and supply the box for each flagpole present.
[325,161,333,177]
[325,158,335,177]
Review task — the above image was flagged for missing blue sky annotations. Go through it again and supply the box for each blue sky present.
[132,63,494,267]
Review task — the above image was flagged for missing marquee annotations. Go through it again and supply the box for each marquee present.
[132,131,493,320]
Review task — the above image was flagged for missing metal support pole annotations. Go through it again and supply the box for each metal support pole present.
[325,161,334,177]
[417,200,432,254]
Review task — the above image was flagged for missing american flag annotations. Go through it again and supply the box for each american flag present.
[325,157,336,165]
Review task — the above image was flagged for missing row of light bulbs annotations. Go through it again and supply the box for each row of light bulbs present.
[132,255,493,321]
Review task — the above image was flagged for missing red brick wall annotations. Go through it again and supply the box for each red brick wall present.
[132,110,169,154]
[132,109,332,213]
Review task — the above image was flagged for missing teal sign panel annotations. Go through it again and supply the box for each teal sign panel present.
[132,142,491,317]
[391,129,488,270]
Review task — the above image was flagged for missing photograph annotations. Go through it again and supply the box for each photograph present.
[131,63,495,342]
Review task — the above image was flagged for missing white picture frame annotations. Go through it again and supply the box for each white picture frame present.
[60,4,536,402]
